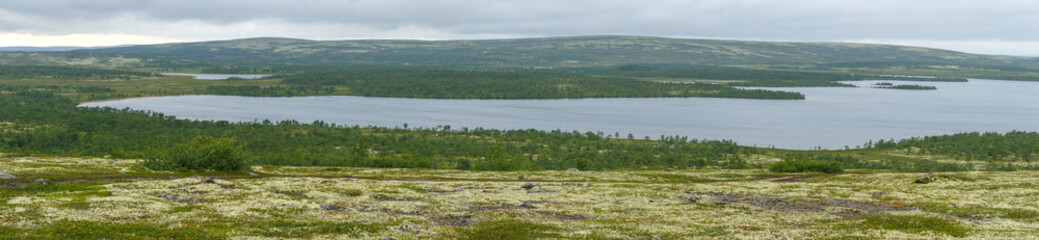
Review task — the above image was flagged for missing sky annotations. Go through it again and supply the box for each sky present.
[1,0,1037,56]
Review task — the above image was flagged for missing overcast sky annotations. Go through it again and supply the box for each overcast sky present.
[1,0,1037,55]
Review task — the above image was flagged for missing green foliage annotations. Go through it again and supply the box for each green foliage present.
[855,215,970,237]
[205,85,334,97]
[0,65,151,80]
[0,221,224,240]
[584,65,859,87]
[455,220,559,240]
[769,159,844,173]
[913,202,1039,221]
[140,135,247,171]
[245,220,383,238]
[0,91,749,171]
[280,68,804,99]
[876,131,1039,162]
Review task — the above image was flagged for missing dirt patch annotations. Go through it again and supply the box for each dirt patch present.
[471,203,537,211]
[372,194,419,201]
[153,193,201,205]
[535,211,587,221]
[434,216,475,226]
[687,191,915,217]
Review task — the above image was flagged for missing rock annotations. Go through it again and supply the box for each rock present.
[320,204,346,211]
[398,224,422,231]
[211,178,232,186]
[200,177,216,184]
[521,183,537,190]
[914,173,938,184]
[248,172,258,176]
[0,171,15,179]
[33,178,48,185]
[566,168,580,172]
[871,192,886,199]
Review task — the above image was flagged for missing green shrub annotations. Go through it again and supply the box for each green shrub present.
[141,135,247,171]
[455,220,559,240]
[769,159,844,173]
[856,215,970,237]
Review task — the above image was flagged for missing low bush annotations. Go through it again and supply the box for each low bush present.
[769,159,844,173]
[856,215,970,237]
[141,135,247,171]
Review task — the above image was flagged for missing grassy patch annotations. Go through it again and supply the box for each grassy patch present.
[454,220,560,240]
[394,183,427,193]
[0,220,225,240]
[164,205,205,214]
[245,220,384,238]
[0,181,110,202]
[248,207,309,218]
[854,215,970,237]
[636,173,715,183]
[339,188,364,196]
[914,202,1039,221]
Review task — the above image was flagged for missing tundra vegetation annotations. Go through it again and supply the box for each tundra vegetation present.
[4,35,1039,238]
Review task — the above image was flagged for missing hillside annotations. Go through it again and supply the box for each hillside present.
[80,35,1038,69]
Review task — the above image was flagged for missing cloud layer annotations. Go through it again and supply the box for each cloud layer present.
[1,0,1037,55]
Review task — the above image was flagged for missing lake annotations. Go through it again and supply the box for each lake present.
[160,73,271,80]
[80,79,1039,149]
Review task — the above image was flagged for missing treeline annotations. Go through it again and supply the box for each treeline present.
[205,86,335,97]
[874,131,1039,162]
[279,68,805,99]
[577,65,858,87]
[0,65,153,80]
[0,91,751,171]
[874,84,937,90]
[778,153,1014,172]
[0,85,114,93]
[578,65,973,87]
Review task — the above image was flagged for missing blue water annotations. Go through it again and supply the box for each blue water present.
[160,73,271,80]
[81,79,1039,149]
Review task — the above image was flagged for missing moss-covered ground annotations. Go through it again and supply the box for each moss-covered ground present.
[3,156,1039,239]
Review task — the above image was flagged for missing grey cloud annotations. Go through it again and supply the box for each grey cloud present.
[1,0,1038,42]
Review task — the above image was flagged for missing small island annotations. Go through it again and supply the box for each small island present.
[873,82,938,90]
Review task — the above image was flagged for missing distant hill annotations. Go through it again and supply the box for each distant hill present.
[79,35,1038,69]
[1,46,132,52]
[1,46,88,52]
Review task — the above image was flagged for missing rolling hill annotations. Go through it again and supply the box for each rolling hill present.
[79,35,1038,70]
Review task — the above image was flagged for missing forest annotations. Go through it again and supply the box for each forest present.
[0,90,753,171]
[873,83,938,90]
[874,131,1039,162]
[574,65,968,87]
[0,65,153,80]
[278,68,806,99]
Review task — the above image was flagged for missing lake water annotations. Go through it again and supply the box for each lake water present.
[80,79,1039,149]
[160,73,271,80]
